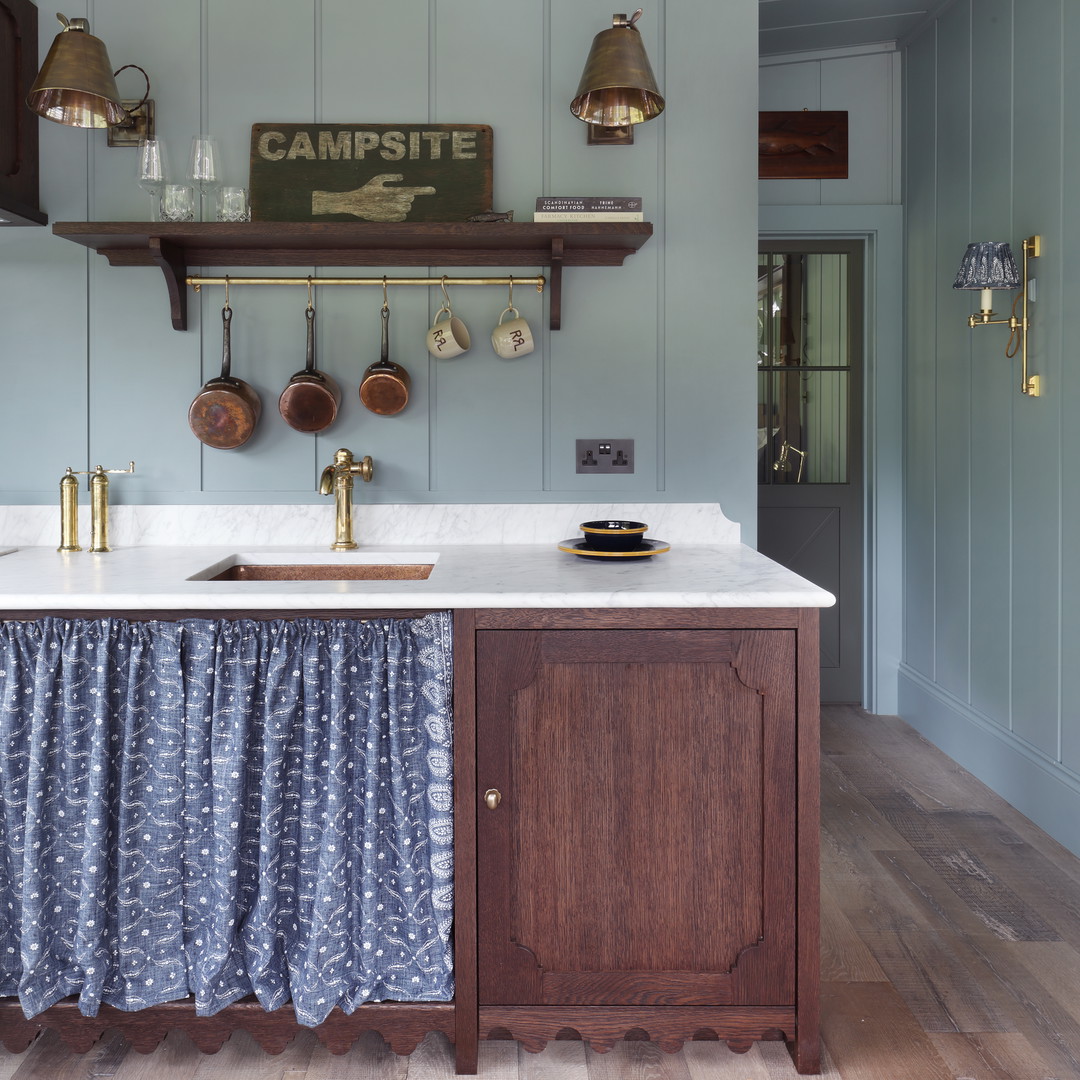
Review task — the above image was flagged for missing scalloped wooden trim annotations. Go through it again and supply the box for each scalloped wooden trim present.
[0,997,455,1056]
[478,1005,796,1056]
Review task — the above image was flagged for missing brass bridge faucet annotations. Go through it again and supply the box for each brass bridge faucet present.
[319,448,374,551]
[58,462,135,553]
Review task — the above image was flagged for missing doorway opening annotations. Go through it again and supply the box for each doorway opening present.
[757,239,864,703]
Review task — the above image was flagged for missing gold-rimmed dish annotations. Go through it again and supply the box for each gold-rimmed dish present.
[558,538,670,560]
[579,519,649,551]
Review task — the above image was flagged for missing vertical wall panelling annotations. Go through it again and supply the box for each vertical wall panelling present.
[820,52,898,206]
[1008,0,1062,758]
[1061,0,1080,770]
[665,0,757,526]
[0,65,89,497]
[0,1,760,522]
[547,0,662,497]
[0,3,88,500]
[319,0,432,499]
[87,1,203,501]
[968,0,1015,727]
[759,46,902,209]
[758,57,822,207]
[901,0,1080,856]
[430,0,545,495]
[200,1,316,495]
[932,1,972,700]
[902,29,938,679]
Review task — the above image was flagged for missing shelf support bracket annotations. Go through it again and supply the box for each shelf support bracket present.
[549,237,564,331]
[148,238,189,331]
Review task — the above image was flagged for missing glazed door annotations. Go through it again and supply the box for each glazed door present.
[757,241,864,703]
[476,628,797,1007]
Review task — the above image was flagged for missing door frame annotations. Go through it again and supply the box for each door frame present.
[759,205,903,715]
[758,237,865,704]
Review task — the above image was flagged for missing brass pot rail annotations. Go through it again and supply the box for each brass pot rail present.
[187,274,545,293]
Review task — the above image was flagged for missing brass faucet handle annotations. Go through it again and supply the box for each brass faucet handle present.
[353,455,374,483]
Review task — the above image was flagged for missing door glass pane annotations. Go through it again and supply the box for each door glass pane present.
[758,251,852,484]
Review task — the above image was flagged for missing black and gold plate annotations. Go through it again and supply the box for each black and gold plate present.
[557,538,670,560]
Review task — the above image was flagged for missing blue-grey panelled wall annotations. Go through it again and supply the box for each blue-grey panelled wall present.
[0,0,757,526]
[901,0,1080,856]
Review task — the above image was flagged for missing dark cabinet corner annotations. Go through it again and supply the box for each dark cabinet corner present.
[0,0,46,227]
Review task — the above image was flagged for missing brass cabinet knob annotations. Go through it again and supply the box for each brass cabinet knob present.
[484,788,502,811]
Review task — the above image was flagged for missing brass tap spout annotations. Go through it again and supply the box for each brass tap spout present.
[319,448,374,551]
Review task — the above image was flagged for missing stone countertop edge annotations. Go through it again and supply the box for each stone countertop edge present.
[0,543,835,611]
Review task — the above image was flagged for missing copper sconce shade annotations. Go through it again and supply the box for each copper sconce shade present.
[26,13,154,145]
[570,9,664,145]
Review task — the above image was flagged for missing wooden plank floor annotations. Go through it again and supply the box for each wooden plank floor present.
[1,704,1077,1079]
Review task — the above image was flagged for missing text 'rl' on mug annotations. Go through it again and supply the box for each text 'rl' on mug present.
[426,307,471,359]
[491,306,534,359]
[159,184,196,222]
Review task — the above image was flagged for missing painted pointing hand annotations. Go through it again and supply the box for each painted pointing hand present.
[311,174,438,221]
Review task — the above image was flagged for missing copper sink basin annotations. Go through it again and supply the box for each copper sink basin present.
[188,552,439,582]
[210,563,433,581]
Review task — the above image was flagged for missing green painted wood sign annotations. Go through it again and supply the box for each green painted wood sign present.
[249,123,493,223]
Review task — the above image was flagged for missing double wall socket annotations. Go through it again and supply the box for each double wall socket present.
[576,438,635,474]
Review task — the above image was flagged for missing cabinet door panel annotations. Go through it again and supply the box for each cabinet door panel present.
[476,629,796,1007]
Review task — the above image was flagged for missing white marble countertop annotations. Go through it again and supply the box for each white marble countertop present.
[0,542,833,611]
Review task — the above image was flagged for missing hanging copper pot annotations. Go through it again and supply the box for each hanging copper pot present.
[188,298,261,449]
[278,286,341,433]
[359,285,410,415]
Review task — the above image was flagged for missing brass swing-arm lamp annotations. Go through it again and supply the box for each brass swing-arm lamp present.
[953,235,1041,397]
[26,13,154,147]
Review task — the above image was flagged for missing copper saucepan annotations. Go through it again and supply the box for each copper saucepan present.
[278,292,340,433]
[359,290,410,416]
[188,302,261,449]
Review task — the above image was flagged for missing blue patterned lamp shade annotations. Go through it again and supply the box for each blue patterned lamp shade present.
[952,241,1021,290]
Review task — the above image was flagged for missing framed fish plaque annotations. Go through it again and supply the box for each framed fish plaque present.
[758,111,848,179]
[249,123,494,222]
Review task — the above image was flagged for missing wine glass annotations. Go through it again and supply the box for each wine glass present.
[188,135,220,219]
[136,137,168,221]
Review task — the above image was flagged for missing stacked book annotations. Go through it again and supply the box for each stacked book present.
[533,197,643,222]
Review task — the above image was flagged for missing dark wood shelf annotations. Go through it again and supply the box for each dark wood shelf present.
[52,220,653,331]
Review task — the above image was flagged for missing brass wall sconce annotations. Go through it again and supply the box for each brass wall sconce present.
[26,13,154,147]
[953,235,1041,397]
[570,8,664,146]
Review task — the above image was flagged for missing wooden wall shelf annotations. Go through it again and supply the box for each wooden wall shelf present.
[51,221,653,332]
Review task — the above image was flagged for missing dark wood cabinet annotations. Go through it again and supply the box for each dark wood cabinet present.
[0,605,820,1075]
[0,0,46,226]
[466,609,820,1074]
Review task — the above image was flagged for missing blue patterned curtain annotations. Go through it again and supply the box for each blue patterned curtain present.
[0,614,453,1026]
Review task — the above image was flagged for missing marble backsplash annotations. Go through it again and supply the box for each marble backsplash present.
[0,503,740,549]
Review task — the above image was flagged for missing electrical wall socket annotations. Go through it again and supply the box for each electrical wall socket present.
[576,438,635,474]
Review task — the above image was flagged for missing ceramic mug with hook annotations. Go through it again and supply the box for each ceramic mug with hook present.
[426,279,471,359]
[490,277,534,359]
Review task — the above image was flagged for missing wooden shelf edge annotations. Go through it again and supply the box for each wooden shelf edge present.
[50,222,653,332]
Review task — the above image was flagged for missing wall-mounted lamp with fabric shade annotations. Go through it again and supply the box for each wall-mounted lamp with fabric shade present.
[570,8,664,146]
[953,235,1041,396]
[26,13,154,147]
